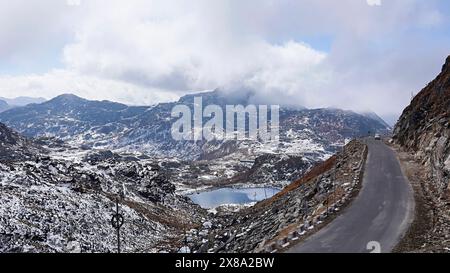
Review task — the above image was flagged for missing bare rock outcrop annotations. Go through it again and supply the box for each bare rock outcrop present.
[394,55,450,199]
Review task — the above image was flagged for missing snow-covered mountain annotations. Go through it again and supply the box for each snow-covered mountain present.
[0,90,390,161]
[0,90,390,193]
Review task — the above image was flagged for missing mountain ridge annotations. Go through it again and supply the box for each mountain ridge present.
[0,90,391,161]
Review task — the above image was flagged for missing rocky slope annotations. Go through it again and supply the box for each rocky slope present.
[393,55,450,253]
[0,122,206,253]
[394,56,450,199]
[0,123,42,162]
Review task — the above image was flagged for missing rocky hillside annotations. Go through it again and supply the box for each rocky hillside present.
[0,122,206,253]
[394,56,450,199]
[0,123,42,162]
[0,94,148,140]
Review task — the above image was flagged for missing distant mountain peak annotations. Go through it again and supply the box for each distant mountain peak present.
[0,99,11,113]
[443,55,450,72]
[360,111,391,129]
[0,96,46,107]
[0,99,7,107]
[48,93,86,103]
[0,89,391,160]
[178,89,258,106]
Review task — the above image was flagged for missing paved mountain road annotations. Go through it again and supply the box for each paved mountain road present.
[287,139,415,253]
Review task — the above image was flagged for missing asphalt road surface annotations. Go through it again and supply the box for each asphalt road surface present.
[287,138,415,253]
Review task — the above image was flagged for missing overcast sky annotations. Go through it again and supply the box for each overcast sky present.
[0,0,449,124]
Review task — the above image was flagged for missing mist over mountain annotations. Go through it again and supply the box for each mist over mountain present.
[0,96,47,114]
[0,96,46,107]
[0,100,9,113]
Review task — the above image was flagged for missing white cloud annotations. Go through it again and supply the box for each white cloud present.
[0,0,76,60]
[0,0,449,121]
[0,70,179,105]
[61,0,328,94]
[367,0,382,6]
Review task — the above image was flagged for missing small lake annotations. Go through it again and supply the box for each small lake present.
[187,187,281,209]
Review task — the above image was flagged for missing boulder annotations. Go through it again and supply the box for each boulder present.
[65,241,82,253]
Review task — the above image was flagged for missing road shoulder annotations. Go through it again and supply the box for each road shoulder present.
[390,142,450,253]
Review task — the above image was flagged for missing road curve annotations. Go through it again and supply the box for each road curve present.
[287,138,415,253]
